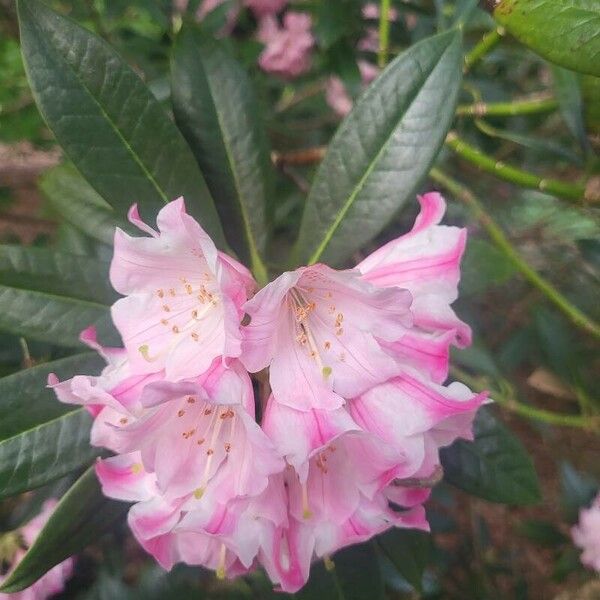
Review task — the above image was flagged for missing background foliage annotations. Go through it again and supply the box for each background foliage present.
[0,0,599,598]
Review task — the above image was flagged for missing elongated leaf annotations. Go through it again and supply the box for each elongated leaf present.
[0,409,99,499]
[17,0,225,243]
[294,29,462,266]
[0,353,103,441]
[377,529,432,592]
[171,27,269,279]
[494,0,600,77]
[0,245,116,304]
[0,245,117,346]
[0,468,129,592]
[41,163,130,246]
[440,408,541,505]
[552,66,589,153]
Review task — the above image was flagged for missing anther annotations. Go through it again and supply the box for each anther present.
[177,409,185,417]
[172,325,180,334]
[187,396,196,404]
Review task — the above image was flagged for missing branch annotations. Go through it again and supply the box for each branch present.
[464,26,505,72]
[456,95,558,117]
[430,167,600,340]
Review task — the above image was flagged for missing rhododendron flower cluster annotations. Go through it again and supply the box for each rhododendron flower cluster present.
[0,501,73,600]
[572,492,600,572]
[50,193,485,592]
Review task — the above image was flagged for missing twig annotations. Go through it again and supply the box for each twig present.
[463,26,505,72]
[456,95,558,117]
[377,0,392,68]
[450,366,599,431]
[445,132,592,204]
[430,167,600,340]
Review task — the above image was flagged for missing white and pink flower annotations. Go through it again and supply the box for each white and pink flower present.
[572,492,600,572]
[50,193,482,592]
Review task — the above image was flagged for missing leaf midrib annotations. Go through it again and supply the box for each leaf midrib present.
[304,34,456,265]
[21,0,169,205]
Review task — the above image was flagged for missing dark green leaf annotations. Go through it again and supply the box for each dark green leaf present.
[171,27,269,279]
[0,468,129,593]
[0,353,103,441]
[377,529,432,592]
[494,0,600,77]
[41,163,130,247]
[0,245,117,346]
[552,66,589,153]
[516,519,568,547]
[460,239,516,295]
[17,0,224,243]
[0,409,99,499]
[560,462,598,521]
[294,30,462,266]
[440,408,541,505]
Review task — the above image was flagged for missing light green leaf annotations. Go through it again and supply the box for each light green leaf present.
[294,30,462,266]
[171,27,269,281]
[495,0,600,77]
[0,468,129,593]
[17,0,225,243]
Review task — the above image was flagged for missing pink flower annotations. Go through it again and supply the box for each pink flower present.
[325,60,380,117]
[241,263,412,411]
[572,492,600,572]
[245,0,286,16]
[358,192,470,383]
[258,13,314,79]
[110,198,254,381]
[0,501,74,600]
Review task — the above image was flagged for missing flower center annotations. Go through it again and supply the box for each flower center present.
[138,274,220,362]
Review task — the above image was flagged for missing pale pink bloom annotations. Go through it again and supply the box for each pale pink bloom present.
[325,60,379,116]
[110,198,254,381]
[241,263,412,411]
[358,192,470,384]
[572,492,600,572]
[359,3,399,52]
[350,371,486,482]
[257,13,314,79]
[0,501,74,600]
[245,0,286,16]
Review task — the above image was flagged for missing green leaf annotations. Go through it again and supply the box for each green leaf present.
[0,245,117,346]
[0,352,103,499]
[560,462,598,521]
[41,163,130,247]
[17,0,225,244]
[377,529,432,592]
[0,409,99,499]
[171,27,269,281]
[0,353,103,442]
[460,239,517,295]
[516,519,568,547]
[440,407,541,505]
[296,543,385,600]
[294,30,462,266]
[0,468,129,593]
[494,0,600,77]
[552,66,589,153]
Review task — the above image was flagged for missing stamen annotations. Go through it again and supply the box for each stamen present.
[139,344,159,362]
[301,481,312,519]
[131,463,143,474]
[216,543,227,579]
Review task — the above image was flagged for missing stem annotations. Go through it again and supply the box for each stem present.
[463,26,505,72]
[451,367,599,431]
[430,167,600,340]
[445,132,587,203]
[377,0,392,69]
[456,96,558,117]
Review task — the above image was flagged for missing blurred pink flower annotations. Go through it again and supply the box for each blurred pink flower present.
[258,13,314,79]
[245,0,286,16]
[572,492,600,572]
[110,198,254,381]
[0,500,74,600]
[325,60,379,117]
